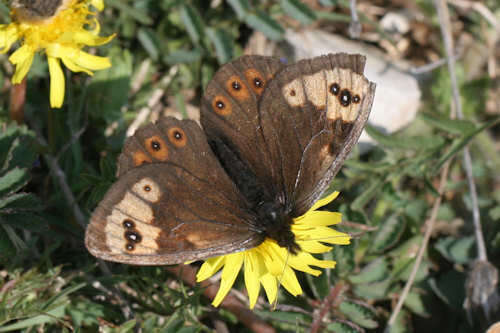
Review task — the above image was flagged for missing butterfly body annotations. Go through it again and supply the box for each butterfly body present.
[85,53,376,265]
[205,135,299,252]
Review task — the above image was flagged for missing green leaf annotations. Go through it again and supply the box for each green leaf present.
[339,301,378,329]
[179,4,205,45]
[351,177,384,211]
[349,258,388,284]
[0,304,67,332]
[419,112,476,135]
[327,320,363,332]
[164,48,203,65]
[281,0,316,24]
[245,10,284,41]
[87,47,133,123]
[392,257,430,282]
[404,292,430,317]
[106,0,153,25]
[137,28,160,61]
[1,212,48,232]
[433,117,500,172]
[4,136,38,172]
[365,125,445,150]
[0,192,42,212]
[0,168,29,197]
[353,278,391,300]
[0,227,16,262]
[428,270,466,310]
[206,28,234,64]
[369,214,406,253]
[227,0,251,19]
[434,236,475,264]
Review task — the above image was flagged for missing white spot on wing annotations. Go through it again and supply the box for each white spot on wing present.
[132,178,161,202]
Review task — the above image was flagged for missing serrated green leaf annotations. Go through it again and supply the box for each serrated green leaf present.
[489,206,500,221]
[206,28,234,64]
[0,168,29,197]
[370,214,406,253]
[389,308,411,333]
[327,320,363,332]
[331,242,355,277]
[404,292,430,317]
[349,258,388,284]
[245,10,284,41]
[179,4,205,45]
[5,136,38,172]
[392,257,430,282]
[434,236,475,264]
[353,278,391,300]
[281,0,316,24]
[419,112,476,134]
[339,301,378,329]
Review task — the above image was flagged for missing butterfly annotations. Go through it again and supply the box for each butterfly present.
[85,53,376,265]
[11,0,66,22]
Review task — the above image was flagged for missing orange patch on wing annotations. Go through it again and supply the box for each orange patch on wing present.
[144,136,168,161]
[167,127,187,147]
[225,75,250,101]
[133,151,152,166]
[212,95,232,116]
[244,68,265,94]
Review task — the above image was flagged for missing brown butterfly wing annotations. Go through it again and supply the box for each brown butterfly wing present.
[258,53,376,216]
[200,55,286,198]
[85,117,261,265]
[201,53,375,217]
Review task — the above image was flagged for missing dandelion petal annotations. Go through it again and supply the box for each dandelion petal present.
[48,57,65,108]
[212,253,244,307]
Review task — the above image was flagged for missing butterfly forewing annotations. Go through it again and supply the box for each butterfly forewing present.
[85,118,261,265]
[201,53,375,217]
[200,56,286,199]
[258,53,376,215]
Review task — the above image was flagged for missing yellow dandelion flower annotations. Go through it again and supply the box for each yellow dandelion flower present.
[0,0,114,108]
[196,191,351,309]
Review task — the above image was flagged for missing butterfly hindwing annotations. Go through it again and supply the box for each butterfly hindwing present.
[85,118,261,265]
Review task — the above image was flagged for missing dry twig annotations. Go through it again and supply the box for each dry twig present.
[435,0,487,262]
[310,281,346,333]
